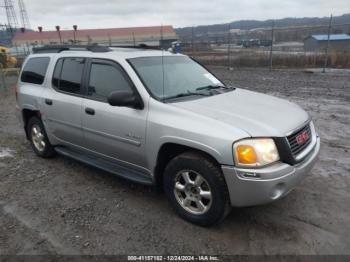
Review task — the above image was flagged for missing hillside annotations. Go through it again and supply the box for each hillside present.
[175,13,350,36]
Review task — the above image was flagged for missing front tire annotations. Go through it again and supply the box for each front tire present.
[27,117,55,158]
[163,151,231,226]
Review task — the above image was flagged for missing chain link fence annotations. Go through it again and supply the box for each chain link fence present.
[179,18,350,71]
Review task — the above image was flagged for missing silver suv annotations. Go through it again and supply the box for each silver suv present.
[16,45,320,226]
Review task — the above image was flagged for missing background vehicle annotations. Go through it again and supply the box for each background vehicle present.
[0,46,17,68]
[16,45,320,226]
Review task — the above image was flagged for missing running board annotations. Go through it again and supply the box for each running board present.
[54,146,153,185]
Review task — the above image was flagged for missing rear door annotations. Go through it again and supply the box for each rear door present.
[43,57,86,147]
[81,58,148,168]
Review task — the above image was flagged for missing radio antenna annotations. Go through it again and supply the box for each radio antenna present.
[161,24,165,102]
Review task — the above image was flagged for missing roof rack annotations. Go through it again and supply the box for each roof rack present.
[111,44,162,50]
[32,44,112,54]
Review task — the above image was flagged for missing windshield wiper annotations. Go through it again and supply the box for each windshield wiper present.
[164,90,211,100]
[196,84,235,91]
[196,84,227,91]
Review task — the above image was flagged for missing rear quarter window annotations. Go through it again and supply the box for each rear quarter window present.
[20,57,50,85]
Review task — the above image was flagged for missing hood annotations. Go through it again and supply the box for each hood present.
[172,88,309,137]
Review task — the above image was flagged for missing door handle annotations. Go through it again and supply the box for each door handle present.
[45,99,53,105]
[85,107,95,115]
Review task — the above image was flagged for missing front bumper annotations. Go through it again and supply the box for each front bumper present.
[222,137,320,207]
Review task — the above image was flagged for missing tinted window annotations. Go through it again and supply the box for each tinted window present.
[21,57,50,85]
[52,58,63,88]
[88,61,133,101]
[56,58,85,94]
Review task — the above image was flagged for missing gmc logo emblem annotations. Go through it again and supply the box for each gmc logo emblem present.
[296,131,309,145]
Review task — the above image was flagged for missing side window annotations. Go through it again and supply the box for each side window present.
[21,57,50,85]
[53,57,85,94]
[88,61,133,101]
[52,58,63,88]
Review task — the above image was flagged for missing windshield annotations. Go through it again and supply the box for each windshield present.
[128,56,224,100]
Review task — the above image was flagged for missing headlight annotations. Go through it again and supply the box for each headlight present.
[233,138,279,167]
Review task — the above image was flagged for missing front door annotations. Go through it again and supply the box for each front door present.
[81,59,148,168]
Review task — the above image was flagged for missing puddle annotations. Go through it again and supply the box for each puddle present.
[0,148,15,158]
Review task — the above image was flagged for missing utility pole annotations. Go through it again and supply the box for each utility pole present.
[56,25,62,44]
[0,59,6,89]
[269,20,275,72]
[227,23,232,70]
[207,25,209,49]
[323,14,333,73]
[0,67,7,89]
[160,25,163,49]
[38,26,43,45]
[191,26,194,56]
[132,32,136,47]
[108,34,111,46]
[73,25,77,44]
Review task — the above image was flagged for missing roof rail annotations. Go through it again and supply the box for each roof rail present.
[32,44,112,54]
[111,44,162,50]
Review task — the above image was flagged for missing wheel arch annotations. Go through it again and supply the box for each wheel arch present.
[22,108,41,139]
[153,141,222,188]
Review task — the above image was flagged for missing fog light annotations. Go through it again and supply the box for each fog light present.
[270,183,286,199]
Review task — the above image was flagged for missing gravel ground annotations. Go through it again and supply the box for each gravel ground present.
[0,68,349,255]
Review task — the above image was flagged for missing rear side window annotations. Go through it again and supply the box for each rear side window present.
[52,57,85,95]
[21,57,50,85]
[52,58,63,88]
[88,61,133,101]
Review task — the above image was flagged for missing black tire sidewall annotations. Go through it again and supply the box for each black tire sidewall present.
[27,117,55,158]
[163,153,229,226]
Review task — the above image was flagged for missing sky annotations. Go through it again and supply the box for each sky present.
[3,0,350,30]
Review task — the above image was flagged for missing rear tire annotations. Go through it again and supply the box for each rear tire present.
[27,117,55,158]
[163,151,231,226]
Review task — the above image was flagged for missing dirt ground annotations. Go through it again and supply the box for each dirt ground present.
[0,68,349,255]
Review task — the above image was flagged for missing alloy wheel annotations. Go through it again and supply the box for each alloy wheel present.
[173,170,212,215]
[31,124,46,152]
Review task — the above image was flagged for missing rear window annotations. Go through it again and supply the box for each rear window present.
[20,57,50,85]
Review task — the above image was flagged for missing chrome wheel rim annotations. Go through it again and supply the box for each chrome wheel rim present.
[31,124,46,152]
[173,170,212,215]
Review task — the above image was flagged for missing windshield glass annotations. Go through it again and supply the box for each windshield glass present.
[128,56,224,100]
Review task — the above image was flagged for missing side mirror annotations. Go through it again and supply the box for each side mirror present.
[107,90,143,109]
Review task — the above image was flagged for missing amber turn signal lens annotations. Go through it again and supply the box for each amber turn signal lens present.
[236,145,257,164]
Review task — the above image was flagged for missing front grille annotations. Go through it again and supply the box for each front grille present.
[287,123,312,157]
